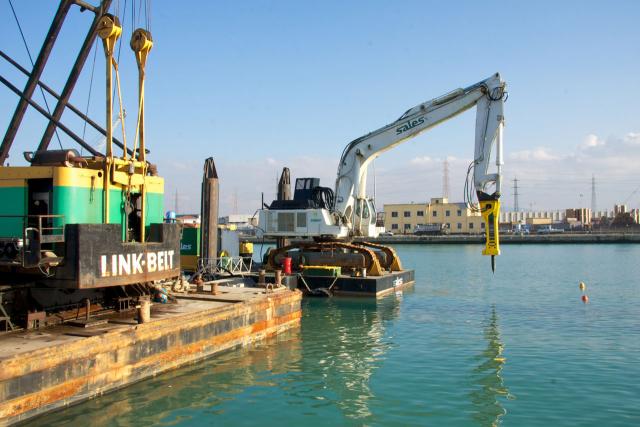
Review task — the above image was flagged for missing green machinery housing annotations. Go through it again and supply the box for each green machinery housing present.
[0,7,180,329]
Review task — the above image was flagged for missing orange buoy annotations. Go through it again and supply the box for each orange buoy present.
[581,295,589,303]
[579,282,586,291]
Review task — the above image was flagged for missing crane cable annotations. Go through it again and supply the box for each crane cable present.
[133,0,150,30]
[81,0,128,155]
[112,0,128,155]
[145,0,151,31]
[80,43,98,156]
[7,0,64,150]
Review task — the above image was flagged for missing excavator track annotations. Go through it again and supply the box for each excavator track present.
[351,240,403,271]
[266,241,385,276]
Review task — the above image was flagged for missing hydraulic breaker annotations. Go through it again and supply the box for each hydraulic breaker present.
[480,197,500,272]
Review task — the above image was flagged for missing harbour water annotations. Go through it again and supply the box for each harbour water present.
[32,244,640,426]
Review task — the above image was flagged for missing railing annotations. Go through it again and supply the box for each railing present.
[197,256,253,276]
[0,214,64,267]
[24,214,65,267]
[29,214,65,243]
[0,214,64,237]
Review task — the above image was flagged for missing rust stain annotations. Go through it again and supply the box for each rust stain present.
[0,291,302,424]
[0,377,85,420]
[0,291,301,379]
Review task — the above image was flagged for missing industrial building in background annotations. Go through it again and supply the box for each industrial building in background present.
[384,198,485,234]
[383,200,640,234]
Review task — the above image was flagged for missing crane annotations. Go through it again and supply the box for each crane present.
[259,73,506,271]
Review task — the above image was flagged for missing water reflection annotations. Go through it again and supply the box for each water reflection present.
[299,295,402,421]
[30,294,403,426]
[469,305,511,426]
[29,330,304,427]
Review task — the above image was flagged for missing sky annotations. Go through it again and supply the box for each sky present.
[1,0,639,216]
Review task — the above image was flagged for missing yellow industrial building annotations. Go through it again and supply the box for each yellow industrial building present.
[383,198,484,234]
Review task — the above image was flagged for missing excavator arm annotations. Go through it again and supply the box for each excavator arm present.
[257,73,507,271]
[333,73,506,268]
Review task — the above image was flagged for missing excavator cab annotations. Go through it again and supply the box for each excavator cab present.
[353,198,378,237]
[293,178,320,203]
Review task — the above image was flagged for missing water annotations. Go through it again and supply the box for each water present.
[32,244,640,426]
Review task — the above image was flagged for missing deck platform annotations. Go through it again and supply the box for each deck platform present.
[0,287,301,426]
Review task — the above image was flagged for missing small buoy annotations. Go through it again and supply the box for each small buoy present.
[579,282,586,291]
[581,295,589,303]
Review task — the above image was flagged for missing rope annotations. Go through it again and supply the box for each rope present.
[328,276,338,291]
[297,274,313,293]
[7,0,64,150]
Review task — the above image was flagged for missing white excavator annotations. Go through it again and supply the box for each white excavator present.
[258,73,506,272]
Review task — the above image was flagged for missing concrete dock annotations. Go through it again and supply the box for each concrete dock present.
[0,287,301,426]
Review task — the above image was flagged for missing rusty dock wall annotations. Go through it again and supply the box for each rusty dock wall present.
[0,288,302,425]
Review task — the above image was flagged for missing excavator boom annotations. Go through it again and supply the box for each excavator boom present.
[258,73,507,269]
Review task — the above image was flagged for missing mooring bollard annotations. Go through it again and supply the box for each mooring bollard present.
[138,297,151,324]
[275,269,282,287]
[211,281,218,295]
[258,269,266,285]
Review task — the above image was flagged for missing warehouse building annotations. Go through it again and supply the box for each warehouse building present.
[383,198,484,234]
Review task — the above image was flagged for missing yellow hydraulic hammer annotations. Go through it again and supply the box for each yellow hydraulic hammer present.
[480,198,501,273]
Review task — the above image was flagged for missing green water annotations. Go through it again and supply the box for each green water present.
[33,244,640,426]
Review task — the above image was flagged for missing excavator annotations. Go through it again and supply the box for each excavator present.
[258,73,506,274]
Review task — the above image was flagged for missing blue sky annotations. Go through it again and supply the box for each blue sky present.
[1,1,639,215]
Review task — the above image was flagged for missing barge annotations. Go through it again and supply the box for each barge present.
[0,286,301,425]
[253,171,416,297]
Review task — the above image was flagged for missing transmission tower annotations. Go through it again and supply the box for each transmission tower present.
[232,188,238,214]
[513,177,520,212]
[591,174,597,213]
[442,159,450,199]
